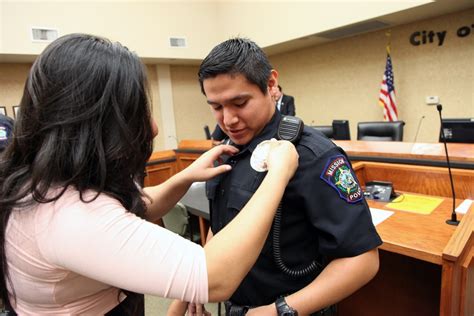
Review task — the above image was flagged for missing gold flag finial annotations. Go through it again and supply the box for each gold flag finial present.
[385,30,392,54]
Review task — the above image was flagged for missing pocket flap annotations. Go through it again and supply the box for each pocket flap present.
[226,186,253,211]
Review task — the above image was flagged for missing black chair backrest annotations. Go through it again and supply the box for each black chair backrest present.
[312,125,334,139]
[439,118,474,143]
[357,121,405,141]
[332,120,351,140]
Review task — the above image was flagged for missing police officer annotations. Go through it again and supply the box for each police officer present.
[169,38,382,316]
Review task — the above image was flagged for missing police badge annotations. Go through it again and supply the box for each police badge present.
[250,139,275,172]
[320,155,363,203]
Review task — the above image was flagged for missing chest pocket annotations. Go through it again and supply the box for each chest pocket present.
[227,185,254,211]
[227,182,274,257]
[226,167,266,211]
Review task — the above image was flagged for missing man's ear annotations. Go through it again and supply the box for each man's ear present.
[268,69,279,91]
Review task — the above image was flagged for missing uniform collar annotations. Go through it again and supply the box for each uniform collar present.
[233,110,281,155]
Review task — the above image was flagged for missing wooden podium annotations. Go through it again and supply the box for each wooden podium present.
[340,161,474,316]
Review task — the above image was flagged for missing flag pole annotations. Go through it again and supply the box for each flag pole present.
[385,29,391,55]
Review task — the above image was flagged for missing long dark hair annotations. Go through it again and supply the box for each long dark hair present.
[0,34,154,309]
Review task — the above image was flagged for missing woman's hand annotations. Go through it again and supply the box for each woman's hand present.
[187,303,211,316]
[167,300,188,316]
[265,139,299,182]
[181,144,239,182]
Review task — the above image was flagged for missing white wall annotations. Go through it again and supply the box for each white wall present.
[270,8,474,143]
[1,0,431,59]
[215,1,430,47]
[0,1,219,59]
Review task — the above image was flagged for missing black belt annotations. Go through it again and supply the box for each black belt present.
[224,301,249,316]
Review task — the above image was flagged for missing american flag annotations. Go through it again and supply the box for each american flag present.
[378,53,398,121]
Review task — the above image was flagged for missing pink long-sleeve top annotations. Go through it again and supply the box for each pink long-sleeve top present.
[6,188,208,315]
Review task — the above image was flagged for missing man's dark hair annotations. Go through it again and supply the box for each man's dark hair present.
[198,38,273,95]
[0,33,153,312]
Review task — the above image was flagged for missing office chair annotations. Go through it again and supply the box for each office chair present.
[357,121,405,141]
[162,203,200,242]
[203,125,212,140]
[332,120,351,140]
[162,203,189,236]
[311,125,334,138]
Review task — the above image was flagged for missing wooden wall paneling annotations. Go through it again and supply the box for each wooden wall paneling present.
[144,161,177,187]
[352,161,367,186]
[175,139,213,171]
[338,250,441,316]
[175,152,202,171]
[144,150,177,187]
[462,247,474,316]
[144,150,177,227]
[441,206,474,315]
[178,139,213,151]
[356,162,474,200]
[335,141,474,166]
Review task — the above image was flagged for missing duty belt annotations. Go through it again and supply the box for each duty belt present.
[224,301,249,316]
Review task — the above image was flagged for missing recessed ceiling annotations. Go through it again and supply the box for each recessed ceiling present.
[264,0,474,56]
[1,0,473,64]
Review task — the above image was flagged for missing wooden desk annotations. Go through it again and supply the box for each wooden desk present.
[335,140,474,169]
[144,150,177,187]
[150,139,474,171]
[353,161,474,201]
[339,162,474,316]
[174,140,213,171]
[338,197,473,316]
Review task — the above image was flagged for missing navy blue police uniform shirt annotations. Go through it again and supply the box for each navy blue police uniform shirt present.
[206,111,382,307]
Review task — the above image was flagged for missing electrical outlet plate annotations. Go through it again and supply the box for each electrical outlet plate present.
[425,96,439,105]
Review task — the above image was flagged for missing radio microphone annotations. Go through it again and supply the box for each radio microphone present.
[437,104,459,226]
[413,115,425,143]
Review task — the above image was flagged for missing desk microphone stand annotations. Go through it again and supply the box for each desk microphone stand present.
[437,104,459,226]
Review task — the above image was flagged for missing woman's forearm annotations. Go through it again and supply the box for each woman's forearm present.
[285,248,380,315]
[143,171,192,221]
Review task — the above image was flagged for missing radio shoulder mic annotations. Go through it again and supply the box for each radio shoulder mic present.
[437,104,460,226]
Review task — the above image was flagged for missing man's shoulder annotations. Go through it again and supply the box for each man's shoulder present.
[297,125,337,158]
[283,94,294,102]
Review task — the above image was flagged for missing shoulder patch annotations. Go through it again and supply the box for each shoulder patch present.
[320,155,363,203]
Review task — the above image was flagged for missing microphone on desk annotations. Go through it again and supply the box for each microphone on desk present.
[413,115,425,143]
[436,104,459,226]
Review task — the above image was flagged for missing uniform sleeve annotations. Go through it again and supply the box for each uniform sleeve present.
[295,146,382,258]
[37,192,209,304]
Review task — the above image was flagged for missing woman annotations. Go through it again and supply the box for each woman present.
[0,34,298,315]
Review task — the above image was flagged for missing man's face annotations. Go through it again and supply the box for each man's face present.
[203,73,276,145]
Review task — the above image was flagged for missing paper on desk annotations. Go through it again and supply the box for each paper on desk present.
[370,208,394,226]
[455,199,473,215]
[386,194,443,215]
